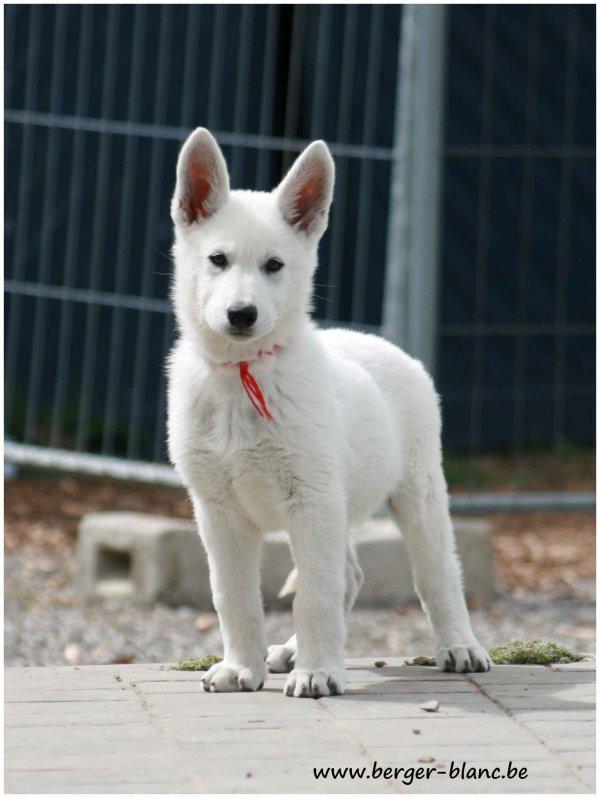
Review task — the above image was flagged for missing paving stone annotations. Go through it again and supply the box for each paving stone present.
[206,773,397,794]
[5,687,136,703]
[405,777,586,794]
[361,743,555,763]
[342,680,477,694]
[5,778,196,794]
[142,691,327,718]
[469,667,595,685]
[5,700,147,727]
[483,689,594,709]
[354,719,539,747]
[550,659,595,672]
[345,663,466,680]
[318,693,502,720]
[548,737,598,753]
[183,753,398,794]
[577,767,596,787]
[5,725,166,758]
[168,727,352,750]
[158,714,332,733]
[5,667,121,690]
[5,661,595,794]
[6,751,181,773]
[5,769,194,791]
[187,753,372,775]
[565,750,596,767]
[482,683,595,698]
[519,718,595,737]
[134,679,222,694]
[509,709,595,723]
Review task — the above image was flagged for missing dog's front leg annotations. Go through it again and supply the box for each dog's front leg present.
[284,501,347,698]
[194,502,267,692]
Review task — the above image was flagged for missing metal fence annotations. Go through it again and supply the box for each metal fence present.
[438,4,595,465]
[4,4,595,498]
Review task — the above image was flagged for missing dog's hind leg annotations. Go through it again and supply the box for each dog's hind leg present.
[267,540,363,674]
[388,448,490,673]
[266,634,297,673]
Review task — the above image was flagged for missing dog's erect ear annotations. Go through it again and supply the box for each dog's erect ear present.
[171,128,230,226]
[275,141,335,238]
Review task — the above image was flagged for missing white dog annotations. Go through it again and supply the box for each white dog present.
[167,128,491,698]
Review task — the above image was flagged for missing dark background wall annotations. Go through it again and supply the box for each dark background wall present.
[5,4,595,461]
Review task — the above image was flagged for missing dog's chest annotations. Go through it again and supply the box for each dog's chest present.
[230,442,294,530]
[183,415,296,531]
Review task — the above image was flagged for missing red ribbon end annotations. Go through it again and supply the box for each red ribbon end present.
[239,361,274,421]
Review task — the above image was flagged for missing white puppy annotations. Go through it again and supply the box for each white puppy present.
[167,128,491,698]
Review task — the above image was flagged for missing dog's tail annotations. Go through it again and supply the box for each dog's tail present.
[278,541,364,610]
[278,568,298,598]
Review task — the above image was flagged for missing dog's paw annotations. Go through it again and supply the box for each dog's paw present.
[266,643,297,673]
[284,667,346,698]
[436,643,492,673]
[201,661,266,692]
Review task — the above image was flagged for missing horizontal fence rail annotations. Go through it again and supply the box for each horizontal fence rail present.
[5,441,595,514]
[4,109,398,162]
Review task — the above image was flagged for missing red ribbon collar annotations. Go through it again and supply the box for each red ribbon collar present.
[222,344,281,421]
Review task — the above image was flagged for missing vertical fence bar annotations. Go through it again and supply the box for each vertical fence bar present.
[50,6,93,447]
[127,6,173,459]
[207,6,226,129]
[552,6,579,477]
[326,5,358,319]
[309,4,333,316]
[468,6,497,465]
[512,7,539,484]
[352,5,384,324]
[4,6,17,107]
[310,5,332,139]
[148,5,198,463]
[180,6,199,128]
[382,5,448,376]
[230,4,253,184]
[101,6,147,455]
[5,5,42,428]
[282,5,307,172]
[382,8,416,351]
[255,6,279,189]
[75,6,120,451]
[24,6,68,443]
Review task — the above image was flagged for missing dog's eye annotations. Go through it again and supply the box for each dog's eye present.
[264,257,284,274]
[209,252,228,268]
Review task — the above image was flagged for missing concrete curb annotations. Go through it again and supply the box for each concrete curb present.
[78,513,494,609]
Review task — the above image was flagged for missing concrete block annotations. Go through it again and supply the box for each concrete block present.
[78,513,195,603]
[78,512,494,609]
[353,517,493,604]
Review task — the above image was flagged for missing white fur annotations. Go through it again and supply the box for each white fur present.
[167,129,491,698]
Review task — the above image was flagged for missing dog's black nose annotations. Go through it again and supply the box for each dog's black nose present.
[227,304,257,331]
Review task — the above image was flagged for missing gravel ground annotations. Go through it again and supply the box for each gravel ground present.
[5,474,595,667]
[5,544,594,667]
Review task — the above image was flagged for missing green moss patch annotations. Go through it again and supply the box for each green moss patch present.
[405,656,437,667]
[405,640,585,668]
[489,639,585,666]
[171,654,222,671]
